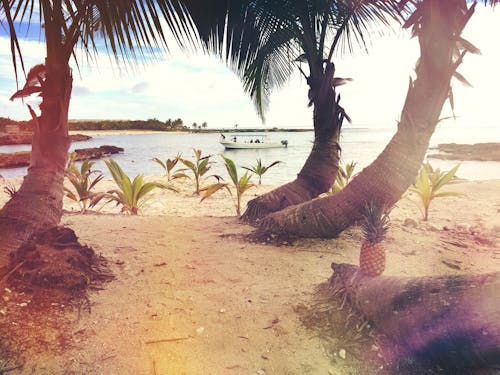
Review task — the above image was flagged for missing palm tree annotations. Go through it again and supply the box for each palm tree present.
[0,1,195,271]
[183,0,402,222]
[258,0,499,237]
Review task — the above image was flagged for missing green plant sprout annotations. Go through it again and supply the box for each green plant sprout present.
[201,155,256,216]
[152,153,186,181]
[91,158,174,215]
[242,158,281,185]
[328,161,357,195]
[409,162,462,221]
[179,149,216,194]
[64,153,104,212]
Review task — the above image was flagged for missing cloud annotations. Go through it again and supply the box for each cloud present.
[1,6,499,130]
[130,81,150,93]
[72,86,91,96]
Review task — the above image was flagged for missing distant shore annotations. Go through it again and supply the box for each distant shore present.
[68,129,186,136]
[69,128,313,136]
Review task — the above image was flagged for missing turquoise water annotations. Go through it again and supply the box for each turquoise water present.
[1,122,499,183]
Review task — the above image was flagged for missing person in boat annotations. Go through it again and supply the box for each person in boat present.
[220,133,226,139]
[255,139,260,143]
[232,136,237,142]
[250,139,253,143]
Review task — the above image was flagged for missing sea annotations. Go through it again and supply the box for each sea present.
[1,122,499,184]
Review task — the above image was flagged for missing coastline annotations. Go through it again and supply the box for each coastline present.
[1,177,498,373]
[68,128,313,136]
[1,176,499,229]
[68,129,188,136]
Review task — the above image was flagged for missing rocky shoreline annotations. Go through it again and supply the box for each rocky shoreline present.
[428,142,500,162]
[0,145,124,169]
[0,133,91,146]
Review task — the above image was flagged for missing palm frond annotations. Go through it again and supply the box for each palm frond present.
[1,0,199,81]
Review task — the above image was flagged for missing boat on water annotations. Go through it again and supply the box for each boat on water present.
[219,134,288,149]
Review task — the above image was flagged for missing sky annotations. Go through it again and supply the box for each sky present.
[0,5,499,129]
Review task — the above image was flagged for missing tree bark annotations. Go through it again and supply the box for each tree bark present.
[329,263,500,372]
[241,62,344,223]
[257,0,472,238]
[0,62,72,272]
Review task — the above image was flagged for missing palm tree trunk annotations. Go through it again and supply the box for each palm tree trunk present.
[258,0,472,238]
[329,263,500,372]
[241,62,343,222]
[0,62,72,271]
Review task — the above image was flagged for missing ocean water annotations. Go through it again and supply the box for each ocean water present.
[1,122,499,184]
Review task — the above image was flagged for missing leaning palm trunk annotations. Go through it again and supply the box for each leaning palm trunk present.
[242,63,344,222]
[258,0,472,237]
[329,263,500,372]
[0,62,72,271]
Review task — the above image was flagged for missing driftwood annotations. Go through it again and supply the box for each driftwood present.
[329,263,500,373]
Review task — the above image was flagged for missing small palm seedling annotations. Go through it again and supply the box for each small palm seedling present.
[64,153,104,212]
[328,161,357,195]
[91,159,173,215]
[152,153,187,181]
[409,163,462,221]
[3,181,18,198]
[201,156,256,216]
[359,202,390,277]
[179,149,215,194]
[242,158,281,185]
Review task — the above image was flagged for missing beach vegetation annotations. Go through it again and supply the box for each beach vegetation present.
[0,1,203,266]
[245,1,490,238]
[201,156,255,217]
[91,159,173,215]
[3,181,18,198]
[69,118,188,132]
[64,153,104,212]
[180,149,216,195]
[195,1,403,222]
[409,163,462,221]
[153,154,187,181]
[328,161,357,195]
[243,159,282,185]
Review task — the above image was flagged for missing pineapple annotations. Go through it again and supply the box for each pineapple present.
[359,202,390,276]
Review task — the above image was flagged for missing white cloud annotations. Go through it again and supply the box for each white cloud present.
[1,5,500,130]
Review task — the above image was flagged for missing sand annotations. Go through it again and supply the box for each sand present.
[0,177,499,374]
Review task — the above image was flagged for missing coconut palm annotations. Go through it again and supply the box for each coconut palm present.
[182,0,402,222]
[0,1,198,270]
[258,0,499,238]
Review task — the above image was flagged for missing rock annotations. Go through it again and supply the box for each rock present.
[0,132,91,145]
[70,134,92,142]
[456,223,471,232]
[0,132,32,145]
[73,145,124,161]
[0,151,30,168]
[428,142,500,162]
[339,349,346,359]
[403,218,418,228]
[196,327,205,335]
[425,224,440,232]
[0,145,123,168]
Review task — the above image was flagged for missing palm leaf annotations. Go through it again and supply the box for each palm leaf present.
[433,164,460,191]
[1,0,201,82]
[200,183,230,201]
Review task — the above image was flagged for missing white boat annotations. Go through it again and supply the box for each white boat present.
[219,134,288,149]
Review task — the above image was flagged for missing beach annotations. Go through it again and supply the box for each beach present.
[0,177,499,374]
